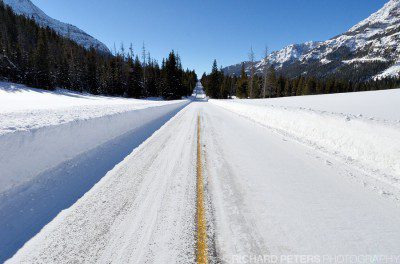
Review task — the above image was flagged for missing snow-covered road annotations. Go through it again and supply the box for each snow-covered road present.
[202,103,400,262]
[6,102,400,263]
[7,104,199,263]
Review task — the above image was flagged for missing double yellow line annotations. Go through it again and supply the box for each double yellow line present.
[196,114,208,264]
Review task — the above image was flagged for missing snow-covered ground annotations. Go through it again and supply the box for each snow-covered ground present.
[6,99,400,263]
[0,82,181,135]
[0,82,186,194]
[218,89,400,122]
[7,103,199,264]
[3,87,400,263]
[202,103,400,262]
[0,82,188,262]
[210,89,400,200]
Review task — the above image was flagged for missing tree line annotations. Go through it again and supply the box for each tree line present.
[202,59,400,99]
[0,2,197,99]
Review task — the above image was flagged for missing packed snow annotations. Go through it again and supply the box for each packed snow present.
[202,103,400,261]
[2,80,400,263]
[6,101,400,263]
[191,81,207,100]
[6,103,199,264]
[0,105,187,263]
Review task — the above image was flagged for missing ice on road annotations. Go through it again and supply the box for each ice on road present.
[7,101,400,263]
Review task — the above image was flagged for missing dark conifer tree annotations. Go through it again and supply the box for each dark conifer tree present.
[87,47,98,94]
[34,30,52,89]
[266,66,277,97]
[206,60,222,98]
[236,63,248,98]
[0,3,398,100]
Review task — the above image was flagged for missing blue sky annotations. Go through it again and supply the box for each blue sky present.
[32,0,387,74]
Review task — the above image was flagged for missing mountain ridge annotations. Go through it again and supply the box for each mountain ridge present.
[3,0,110,54]
[223,0,400,81]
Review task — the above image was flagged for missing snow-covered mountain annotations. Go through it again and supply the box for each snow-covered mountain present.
[224,0,400,81]
[3,0,110,53]
[263,41,322,66]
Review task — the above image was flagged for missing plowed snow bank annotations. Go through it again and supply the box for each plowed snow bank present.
[0,82,188,194]
[210,90,400,190]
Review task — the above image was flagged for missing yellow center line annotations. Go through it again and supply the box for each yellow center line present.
[196,113,208,264]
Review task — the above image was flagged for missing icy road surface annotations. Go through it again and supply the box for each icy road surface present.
[7,102,400,263]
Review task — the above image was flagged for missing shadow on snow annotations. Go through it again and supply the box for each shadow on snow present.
[0,103,187,262]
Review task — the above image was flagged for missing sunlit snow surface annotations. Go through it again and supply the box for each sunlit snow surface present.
[0,82,188,262]
[210,89,400,198]
[6,98,400,263]
[227,89,400,122]
[0,82,180,135]
[0,81,186,194]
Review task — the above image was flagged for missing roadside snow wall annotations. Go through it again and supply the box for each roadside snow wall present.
[0,102,188,194]
[210,99,400,188]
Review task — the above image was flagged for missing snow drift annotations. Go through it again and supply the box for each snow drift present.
[210,89,400,190]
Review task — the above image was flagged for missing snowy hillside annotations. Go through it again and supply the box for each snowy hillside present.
[3,0,110,53]
[224,0,400,80]
[257,41,322,69]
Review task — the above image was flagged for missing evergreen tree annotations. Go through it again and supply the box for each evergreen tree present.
[276,75,285,97]
[87,47,98,94]
[206,59,221,98]
[162,51,183,99]
[131,56,143,98]
[266,66,277,97]
[236,63,248,98]
[0,2,398,100]
[248,47,255,98]
[284,79,291,96]
[220,75,231,99]
[33,30,52,89]
[296,76,304,95]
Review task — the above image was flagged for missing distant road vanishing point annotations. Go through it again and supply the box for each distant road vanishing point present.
[6,87,400,263]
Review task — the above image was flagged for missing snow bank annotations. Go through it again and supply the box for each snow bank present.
[4,103,198,264]
[209,91,400,189]
[0,82,181,135]
[0,82,188,194]
[226,88,400,122]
